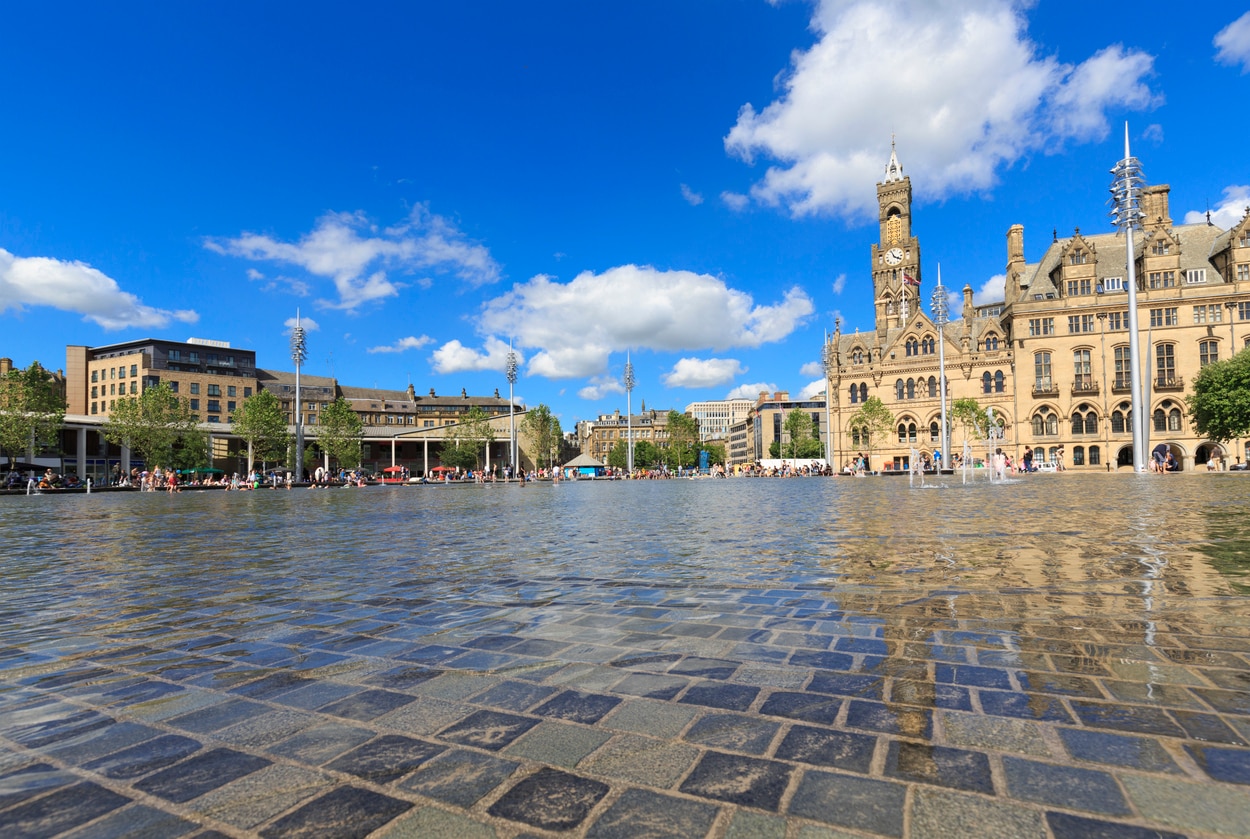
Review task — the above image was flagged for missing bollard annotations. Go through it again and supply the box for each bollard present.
[86,478,92,494]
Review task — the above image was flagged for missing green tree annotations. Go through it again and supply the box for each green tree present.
[847,396,892,470]
[665,410,700,471]
[701,442,727,466]
[315,398,363,470]
[231,389,291,471]
[1189,347,1250,442]
[0,361,65,468]
[521,404,563,469]
[781,409,823,459]
[103,382,202,469]
[950,397,991,446]
[450,405,496,469]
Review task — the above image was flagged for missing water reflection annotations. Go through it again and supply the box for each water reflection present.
[7,474,1250,644]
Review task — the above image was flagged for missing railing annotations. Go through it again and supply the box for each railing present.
[1111,378,1132,394]
[1071,380,1099,396]
[1031,380,1059,398]
[1154,376,1184,392]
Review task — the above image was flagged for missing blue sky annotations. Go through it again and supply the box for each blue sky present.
[3,2,1249,429]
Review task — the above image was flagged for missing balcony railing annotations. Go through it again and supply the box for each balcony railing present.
[1111,377,1132,394]
[1071,380,1099,396]
[1154,375,1184,392]
[1031,380,1059,398]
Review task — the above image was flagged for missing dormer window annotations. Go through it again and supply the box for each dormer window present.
[1069,249,1087,265]
[1238,232,1249,247]
[1150,240,1170,256]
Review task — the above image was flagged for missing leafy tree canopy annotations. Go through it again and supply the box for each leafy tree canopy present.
[1189,347,1250,442]
[0,361,65,467]
[103,382,202,469]
[848,396,893,462]
[451,405,496,467]
[316,398,364,469]
[232,389,290,470]
[665,410,700,470]
[521,404,563,469]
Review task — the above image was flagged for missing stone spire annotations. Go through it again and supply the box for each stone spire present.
[883,137,904,183]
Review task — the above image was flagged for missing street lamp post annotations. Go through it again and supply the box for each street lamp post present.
[506,340,518,478]
[624,352,636,473]
[1109,123,1147,472]
[931,268,949,469]
[291,310,307,483]
[823,327,835,468]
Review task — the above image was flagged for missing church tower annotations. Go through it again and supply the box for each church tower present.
[871,142,922,337]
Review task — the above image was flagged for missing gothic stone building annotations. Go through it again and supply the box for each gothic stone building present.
[824,147,1250,472]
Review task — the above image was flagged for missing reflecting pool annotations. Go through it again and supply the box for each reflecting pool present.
[2,474,1249,837]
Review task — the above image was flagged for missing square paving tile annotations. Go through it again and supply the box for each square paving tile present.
[323,734,445,784]
[611,672,689,700]
[259,785,413,838]
[884,740,994,794]
[318,688,417,721]
[684,713,780,755]
[845,700,933,739]
[978,690,1074,723]
[469,679,558,711]
[774,725,876,772]
[1185,743,1250,785]
[487,767,609,831]
[0,783,132,836]
[504,720,612,767]
[679,682,760,712]
[437,709,540,751]
[533,690,621,724]
[787,769,907,837]
[580,733,701,787]
[267,722,376,766]
[585,788,720,839]
[1056,727,1179,773]
[678,750,792,811]
[81,733,202,779]
[1045,811,1187,839]
[186,764,329,830]
[1001,755,1130,815]
[397,749,519,807]
[1069,701,1186,738]
[133,747,272,803]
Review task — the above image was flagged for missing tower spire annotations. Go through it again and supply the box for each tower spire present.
[883,138,904,183]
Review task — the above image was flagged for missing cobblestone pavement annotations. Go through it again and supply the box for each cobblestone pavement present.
[2,482,1250,837]
[3,576,1250,838]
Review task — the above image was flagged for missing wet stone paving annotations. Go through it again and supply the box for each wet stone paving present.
[2,477,1250,837]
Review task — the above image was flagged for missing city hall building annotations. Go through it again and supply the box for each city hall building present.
[822,147,1250,472]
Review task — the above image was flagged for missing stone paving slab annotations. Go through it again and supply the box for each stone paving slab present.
[5,488,1250,837]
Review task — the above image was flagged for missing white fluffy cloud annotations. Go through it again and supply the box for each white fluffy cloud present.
[831,273,847,295]
[430,336,521,374]
[206,204,501,310]
[577,375,626,400]
[457,265,812,379]
[798,378,827,400]
[725,0,1158,219]
[283,315,321,332]
[367,335,434,354]
[721,191,750,212]
[0,248,198,330]
[1215,12,1250,72]
[727,382,777,401]
[662,357,746,388]
[680,184,704,206]
[1183,185,1250,229]
[973,274,1006,307]
[799,360,824,378]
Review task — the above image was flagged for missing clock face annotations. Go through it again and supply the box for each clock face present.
[885,247,904,266]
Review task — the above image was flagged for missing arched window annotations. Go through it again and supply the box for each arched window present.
[929,421,940,442]
[1085,411,1098,434]
[849,385,859,404]
[1155,343,1176,385]
[982,372,992,394]
[1073,446,1085,466]
[1199,340,1218,367]
[1089,446,1101,466]
[858,383,867,402]
[1034,352,1052,389]
[1168,406,1182,432]
[985,335,1000,351]
[1113,346,1131,390]
[927,376,937,397]
[994,370,1005,393]
[1073,349,1092,389]
[905,338,919,356]
[852,426,869,447]
[1071,407,1098,435]
[1033,410,1058,436]
[896,379,905,400]
[908,422,917,442]
[906,379,915,399]
[1111,402,1131,434]
[1153,408,1166,433]
[922,336,935,354]
[851,348,865,365]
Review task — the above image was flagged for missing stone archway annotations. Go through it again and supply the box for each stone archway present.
[1195,442,1226,470]
[1116,445,1134,469]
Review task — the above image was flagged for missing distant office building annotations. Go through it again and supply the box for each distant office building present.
[684,399,754,441]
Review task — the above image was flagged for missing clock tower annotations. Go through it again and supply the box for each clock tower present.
[871,142,922,337]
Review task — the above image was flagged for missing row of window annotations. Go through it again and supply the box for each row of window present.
[1029,302,1250,337]
[90,364,139,383]
[1031,400,1185,437]
[894,377,940,400]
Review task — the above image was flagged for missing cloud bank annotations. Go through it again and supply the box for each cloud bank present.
[0,248,198,330]
[726,0,1158,219]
